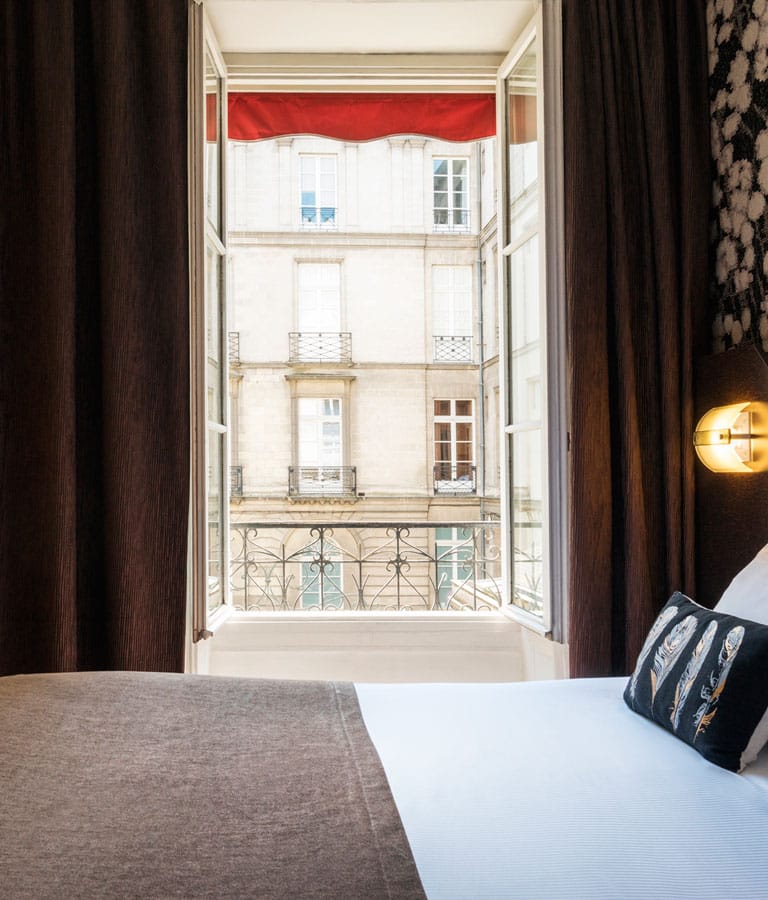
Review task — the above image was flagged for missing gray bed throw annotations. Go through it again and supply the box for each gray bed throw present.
[0,672,425,899]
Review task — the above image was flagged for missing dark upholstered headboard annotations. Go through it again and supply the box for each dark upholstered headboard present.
[695,346,768,607]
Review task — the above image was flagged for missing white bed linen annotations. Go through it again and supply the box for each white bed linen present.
[356,677,768,900]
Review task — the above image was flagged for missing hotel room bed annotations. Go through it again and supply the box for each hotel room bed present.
[2,670,768,899]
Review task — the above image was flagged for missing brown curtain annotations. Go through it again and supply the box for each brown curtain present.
[0,1,189,674]
[564,0,711,676]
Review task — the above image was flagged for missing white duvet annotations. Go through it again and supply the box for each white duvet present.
[357,677,768,899]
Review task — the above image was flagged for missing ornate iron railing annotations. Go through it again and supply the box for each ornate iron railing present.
[228,331,240,363]
[230,465,243,497]
[433,463,476,494]
[289,332,352,363]
[300,207,338,229]
[229,520,504,612]
[433,335,472,362]
[288,466,357,497]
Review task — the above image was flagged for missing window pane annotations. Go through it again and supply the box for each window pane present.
[434,400,451,416]
[511,428,544,617]
[455,422,472,442]
[456,441,473,462]
[433,159,448,175]
[435,442,452,463]
[204,52,220,234]
[298,263,341,332]
[301,542,343,609]
[509,235,542,423]
[507,38,539,242]
[207,429,223,611]
[300,156,336,228]
[205,246,222,423]
[434,422,451,442]
[455,400,472,417]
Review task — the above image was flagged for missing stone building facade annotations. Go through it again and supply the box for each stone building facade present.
[225,133,505,611]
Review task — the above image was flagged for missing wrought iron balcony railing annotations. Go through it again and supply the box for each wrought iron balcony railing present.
[230,465,243,497]
[289,332,352,363]
[288,466,357,497]
[229,520,507,612]
[300,207,337,229]
[433,463,476,495]
[433,335,472,362]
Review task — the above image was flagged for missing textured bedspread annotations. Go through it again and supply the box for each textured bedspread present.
[0,672,424,900]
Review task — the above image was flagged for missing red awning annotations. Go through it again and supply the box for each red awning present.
[228,92,496,142]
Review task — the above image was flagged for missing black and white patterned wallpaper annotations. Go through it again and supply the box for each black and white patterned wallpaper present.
[709,0,768,352]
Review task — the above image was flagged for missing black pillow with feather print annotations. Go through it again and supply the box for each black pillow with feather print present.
[624,593,768,772]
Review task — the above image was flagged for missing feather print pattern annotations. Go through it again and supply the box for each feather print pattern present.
[628,605,679,701]
[694,625,745,740]
[650,615,698,703]
[670,620,718,732]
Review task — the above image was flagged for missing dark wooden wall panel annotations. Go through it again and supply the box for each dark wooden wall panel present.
[694,346,768,607]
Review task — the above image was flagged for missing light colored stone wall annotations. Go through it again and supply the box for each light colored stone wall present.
[228,135,499,524]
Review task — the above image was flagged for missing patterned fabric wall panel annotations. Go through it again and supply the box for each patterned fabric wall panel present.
[709,0,768,352]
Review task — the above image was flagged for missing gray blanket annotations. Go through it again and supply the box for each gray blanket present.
[0,672,425,899]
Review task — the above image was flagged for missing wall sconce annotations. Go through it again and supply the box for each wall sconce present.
[693,401,768,473]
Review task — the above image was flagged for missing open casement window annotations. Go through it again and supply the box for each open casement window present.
[190,5,230,642]
[496,5,566,639]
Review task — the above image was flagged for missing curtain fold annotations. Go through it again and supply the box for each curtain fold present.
[563,0,711,676]
[0,0,189,674]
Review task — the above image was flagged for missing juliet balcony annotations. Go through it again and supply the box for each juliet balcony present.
[289,332,353,364]
[288,465,357,498]
[433,462,477,495]
[433,335,472,362]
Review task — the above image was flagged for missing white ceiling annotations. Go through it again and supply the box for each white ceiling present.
[206,0,536,55]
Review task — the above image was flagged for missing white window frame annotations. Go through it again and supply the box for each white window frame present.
[297,397,343,469]
[297,262,342,333]
[496,3,567,641]
[432,265,473,335]
[189,5,231,650]
[434,399,475,488]
[299,154,338,229]
[188,11,567,679]
[432,264,473,362]
[432,157,470,232]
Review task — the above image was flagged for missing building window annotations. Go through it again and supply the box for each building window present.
[290,262,351,362]
[290,397,356,496]
[432,265,473,361]
[300,155,337,228]
[300,539,344,609]
[299,396,342,466]
[435,526,473,609]
[433,157,468,231]
[433,399,475,493]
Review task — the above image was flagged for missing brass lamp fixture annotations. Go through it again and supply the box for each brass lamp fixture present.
[693,401,768,473]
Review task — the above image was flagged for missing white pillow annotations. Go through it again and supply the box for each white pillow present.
[715,542,768,624]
